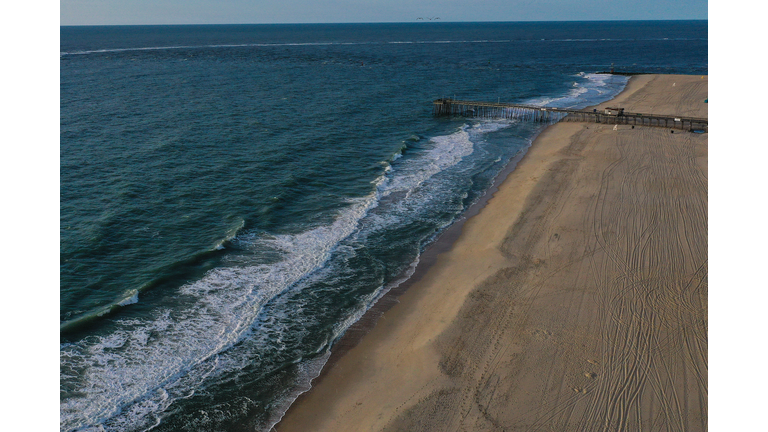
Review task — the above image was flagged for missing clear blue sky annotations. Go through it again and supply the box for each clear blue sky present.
[60,0,707,26]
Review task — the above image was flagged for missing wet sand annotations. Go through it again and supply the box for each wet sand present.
[276,74,708,431]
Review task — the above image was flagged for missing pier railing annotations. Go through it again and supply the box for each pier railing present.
[432,99,708,131]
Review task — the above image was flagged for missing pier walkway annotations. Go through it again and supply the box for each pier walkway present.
[432,99,708,131]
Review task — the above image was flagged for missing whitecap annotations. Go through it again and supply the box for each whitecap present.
[60,192,380,432]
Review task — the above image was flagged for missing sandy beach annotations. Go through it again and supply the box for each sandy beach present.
[276,74,708,431]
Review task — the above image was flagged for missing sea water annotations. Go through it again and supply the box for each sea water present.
[60,21,707,431]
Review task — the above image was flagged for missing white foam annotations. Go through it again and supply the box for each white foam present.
[523,72,628,110]
[60,117,512,431]
[60,191,380,431]
[380,126,474,197]
[117,291,139,307]
[469,120,513,135]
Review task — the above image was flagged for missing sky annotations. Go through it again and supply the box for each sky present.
[60,0,707,26]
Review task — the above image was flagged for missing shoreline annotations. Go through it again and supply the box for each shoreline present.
[275,75,644,420]
[270,110,539,432]
[287,118,534,392]
[276,73,707,431]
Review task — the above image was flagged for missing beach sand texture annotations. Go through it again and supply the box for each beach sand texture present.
[276,74,708,432]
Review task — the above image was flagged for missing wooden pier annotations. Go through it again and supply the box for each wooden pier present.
[432,99,708,132]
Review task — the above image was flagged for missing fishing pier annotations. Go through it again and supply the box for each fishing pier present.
[432,99,708,132]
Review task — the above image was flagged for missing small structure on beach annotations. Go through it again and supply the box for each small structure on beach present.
[604,107,624,116]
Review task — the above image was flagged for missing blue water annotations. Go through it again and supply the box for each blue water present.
[60,21,707,431]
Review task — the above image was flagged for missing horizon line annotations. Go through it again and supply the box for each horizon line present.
[60,18,708,27]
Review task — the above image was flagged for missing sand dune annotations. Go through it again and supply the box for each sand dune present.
[276,74,708,432]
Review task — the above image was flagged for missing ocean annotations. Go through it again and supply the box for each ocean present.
[60,21,708,431]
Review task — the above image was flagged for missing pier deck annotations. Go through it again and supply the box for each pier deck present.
[433,99,708,131]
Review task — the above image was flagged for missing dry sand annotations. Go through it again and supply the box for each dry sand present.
[276,74,708,432]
